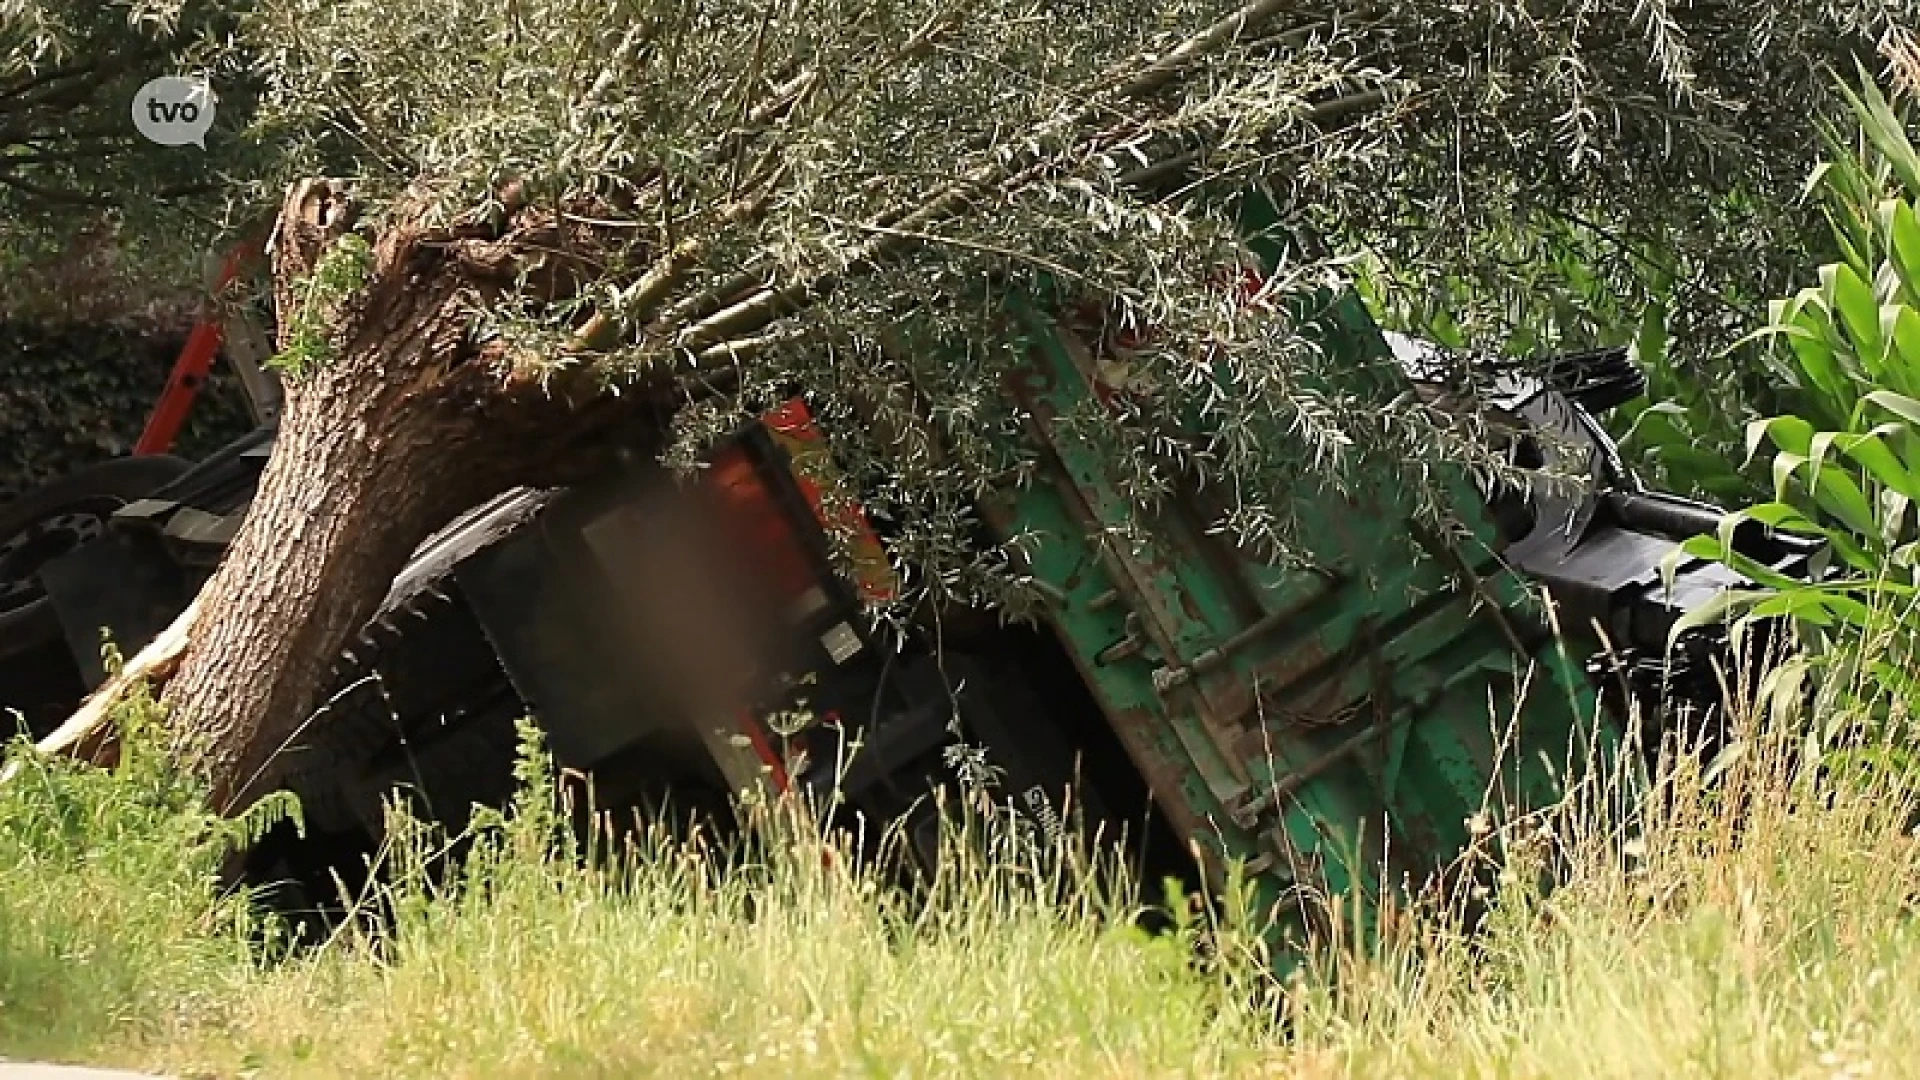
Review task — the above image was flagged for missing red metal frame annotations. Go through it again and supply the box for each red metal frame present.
[133,238,265,456]
[739,708,794,792]
[759,398,898,604]
[708,397,901,798]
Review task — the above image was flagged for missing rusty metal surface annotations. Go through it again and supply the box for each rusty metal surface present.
[974,281,1612,960]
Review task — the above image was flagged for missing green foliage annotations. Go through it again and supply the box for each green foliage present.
[0,318,255,494]
[1611,293,1766,504]
[2,674,1918,1076]
[1,2,272,321]
[1678,70,1920,743]
[269,232,374,378]
[1301,0,1869,502]
[0,674,292,1055]
[1351,184,1814,506]
[0,667,1915,1076]
[221,0,1897,618]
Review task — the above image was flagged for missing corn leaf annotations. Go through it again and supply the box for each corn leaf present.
[1773,291,1853,422]
[1885,199,1920,308]
[1808,465,1880,536]
[1750,413,1814,461]
[1827,261,1887,380]
[1842,67,1920,202]
[1880,304,1920,398]
[1865,388,1920,424]
[1832,431,1920,499]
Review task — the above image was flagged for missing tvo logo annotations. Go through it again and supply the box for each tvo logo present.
[132,76,216,149]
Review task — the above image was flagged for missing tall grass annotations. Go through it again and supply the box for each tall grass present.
[0,680,286,1063]
[2,675,1918,1078]
[1287,692,1920,1078]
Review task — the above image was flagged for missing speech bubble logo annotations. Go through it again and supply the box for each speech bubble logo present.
[132,76,217,149]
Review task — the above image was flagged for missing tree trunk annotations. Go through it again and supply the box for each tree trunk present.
[165,318,496,812]
[158,180,590,812]
[1,179,659,806]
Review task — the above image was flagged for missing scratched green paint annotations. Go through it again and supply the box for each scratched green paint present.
[977,430,1306,948]
[956,187,1619,965]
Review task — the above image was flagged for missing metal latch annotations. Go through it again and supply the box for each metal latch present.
[1095,611,1148,665]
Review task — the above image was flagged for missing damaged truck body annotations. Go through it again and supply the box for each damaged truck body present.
[0,201,1815,960]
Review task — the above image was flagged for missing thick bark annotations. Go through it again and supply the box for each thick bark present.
[3,180,664,806]
[159,181,589,812]
[166,337,499,811]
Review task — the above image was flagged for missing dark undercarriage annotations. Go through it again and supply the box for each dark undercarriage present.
[4,414,1206,938]
[0,343,1818,942]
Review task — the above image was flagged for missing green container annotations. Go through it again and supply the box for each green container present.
[969,195,1616,962]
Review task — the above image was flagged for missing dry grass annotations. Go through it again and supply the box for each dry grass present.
[3,691,1919,1079]
[1286,726,1920,1079]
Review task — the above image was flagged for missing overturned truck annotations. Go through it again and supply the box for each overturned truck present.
[0,221,1815,959]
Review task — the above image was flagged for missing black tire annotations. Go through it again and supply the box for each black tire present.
[0,454,193,659]
[282,584,522,833]
[350,707,525,839]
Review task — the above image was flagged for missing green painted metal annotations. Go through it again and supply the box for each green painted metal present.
[970,190,1622,964]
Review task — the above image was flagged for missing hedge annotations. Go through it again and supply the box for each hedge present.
[0,320,256,499]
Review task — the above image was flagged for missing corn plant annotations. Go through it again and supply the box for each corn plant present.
[1676,69,1920,748]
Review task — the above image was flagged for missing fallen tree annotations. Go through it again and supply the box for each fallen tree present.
[11,0,1912,811]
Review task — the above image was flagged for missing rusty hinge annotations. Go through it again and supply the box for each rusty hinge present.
[1240,839,1328,883]
[1214,794,1323,883]
[1226,712,1410,832]
[1149,571,1345,694]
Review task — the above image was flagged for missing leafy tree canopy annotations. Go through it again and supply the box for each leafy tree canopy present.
[223,1,1918,577]
[13,0,1918,586]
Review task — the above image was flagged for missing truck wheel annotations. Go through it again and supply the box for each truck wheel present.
[0,455,193,659]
